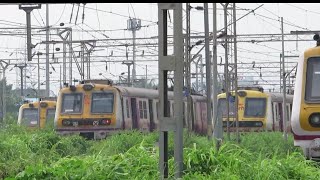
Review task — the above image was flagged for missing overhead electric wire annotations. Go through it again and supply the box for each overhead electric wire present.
[285,3,320,16]
[52,4,67,26]
[32,11,43,27]
[36,9,46,26]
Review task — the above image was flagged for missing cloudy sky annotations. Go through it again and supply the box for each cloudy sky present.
[0,3,318,96]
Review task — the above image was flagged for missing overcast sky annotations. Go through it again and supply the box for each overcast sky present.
[0,3,318,96]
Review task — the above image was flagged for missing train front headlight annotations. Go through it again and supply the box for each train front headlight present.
[309,113,320,127]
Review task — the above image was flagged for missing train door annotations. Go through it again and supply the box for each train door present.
[138,99,149,131]
[195,102,201,133]
[278,103,284,132]
[273,103,279,131]
[131,98,138,129]
[124,98,132,130]
[271,102,275,131]
[201,102,207,135]
[149,99,155,132]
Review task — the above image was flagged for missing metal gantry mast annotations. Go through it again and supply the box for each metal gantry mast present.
[158,3,183,179]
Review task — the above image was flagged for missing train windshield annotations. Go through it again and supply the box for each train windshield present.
[22,108,39,126]
[91,92,114,113]
[61,93,82,113]
[46,108,56,121]
[244,98,266,117]
[306,57,320,102]
[217,98,235,117]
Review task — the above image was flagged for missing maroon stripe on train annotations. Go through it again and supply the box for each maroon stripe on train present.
[292,131,320,140]
[56,128,122,131]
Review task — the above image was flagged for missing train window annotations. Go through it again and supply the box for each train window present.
[217,98,235,117]
[139,100,148,119]
[91,92,114,113]
[306,57,320,102]
[46,108,56,121]
[274,104,279,121]
[22,108,39,126]
[139,101,143,118]
[62,93,82,113]
[126,99,130,118]
[244,98,266,118]
[143,101,147,119]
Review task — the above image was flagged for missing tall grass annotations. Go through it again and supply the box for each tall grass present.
[0,124,318,179]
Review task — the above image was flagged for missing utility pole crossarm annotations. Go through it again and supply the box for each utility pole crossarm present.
[19,3,41,62]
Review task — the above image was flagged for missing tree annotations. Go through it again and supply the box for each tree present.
[0,79,23,117]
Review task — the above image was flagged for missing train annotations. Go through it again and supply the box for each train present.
[54,78,295,139]
[54,79,208,139]
[18,99,56,129]
[291,35,320,159]
[217,87,293,132]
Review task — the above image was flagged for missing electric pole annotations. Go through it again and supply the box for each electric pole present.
[15,64,27,97]
[46,4,50,97]
[19,4,41,62]
[145,65,148,88]
[281,17,288,141]
[0,60,9,121]
[233,3,240,143]
[69,28,73,85]
[185,3,192,134]
[204,3,212,140]
[122,61,133,87]
[222,3,230,140]
[212,3,222,150]
[37,52,43,98]
[127,18,141,86]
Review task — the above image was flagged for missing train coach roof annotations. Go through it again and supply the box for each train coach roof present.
[114,86,170,99]
[266,92,293,102]
[114,86,206,101]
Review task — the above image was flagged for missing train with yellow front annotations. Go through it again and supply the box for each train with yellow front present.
[291,34,320,159]
[217,87,293,132]
[18,100,56,129]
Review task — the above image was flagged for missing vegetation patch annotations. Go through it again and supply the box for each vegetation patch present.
[0,124,319,179]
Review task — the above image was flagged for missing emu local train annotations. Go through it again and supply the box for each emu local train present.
[18,100,56,128]
[54,79,207,139]
[217,87,293,132]
[291,35,320,159]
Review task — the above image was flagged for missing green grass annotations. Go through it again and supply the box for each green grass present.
[0,123,318,179]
